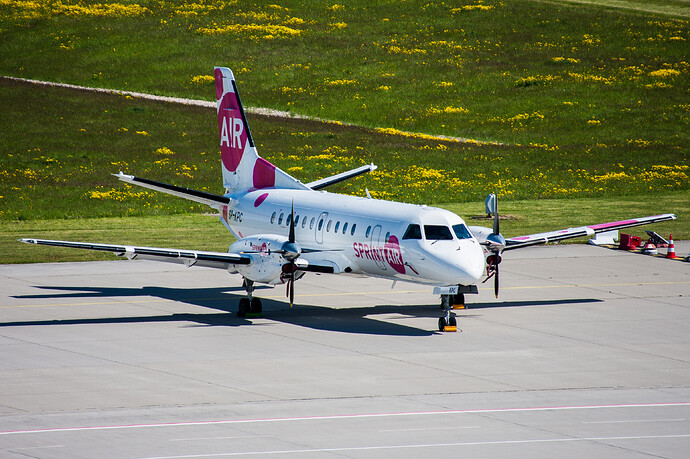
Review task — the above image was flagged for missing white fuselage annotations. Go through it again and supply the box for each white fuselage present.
[221,188,486,287]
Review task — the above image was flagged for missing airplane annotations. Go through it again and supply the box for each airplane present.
[20,67,677,332]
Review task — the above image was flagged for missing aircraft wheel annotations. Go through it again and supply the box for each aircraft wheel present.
[250,297,262,314]
[238,298,250,317]
[438,315,458,332]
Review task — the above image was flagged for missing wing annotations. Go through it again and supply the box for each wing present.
[504,213,677,251]
[19,238,249,269]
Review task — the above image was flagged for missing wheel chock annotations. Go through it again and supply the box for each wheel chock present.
[452,304,465,310]
[443,325,457,332]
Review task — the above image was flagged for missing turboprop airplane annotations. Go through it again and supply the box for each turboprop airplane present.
[21,67,677,332]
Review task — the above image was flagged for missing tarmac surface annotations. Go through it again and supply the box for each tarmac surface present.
[0,243,689,458]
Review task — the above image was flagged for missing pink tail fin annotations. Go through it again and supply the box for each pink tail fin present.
[214,67,307,193]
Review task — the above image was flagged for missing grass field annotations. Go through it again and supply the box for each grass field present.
[0,0,688,263]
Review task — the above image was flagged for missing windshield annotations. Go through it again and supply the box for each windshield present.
[452,223,473,240]
[424,225,453,241]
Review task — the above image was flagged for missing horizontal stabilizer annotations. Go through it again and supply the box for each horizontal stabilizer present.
[306,163,377,190]
[19,238,250,269]
[114,172,230,209]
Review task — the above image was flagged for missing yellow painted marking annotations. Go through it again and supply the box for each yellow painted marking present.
[1,281,688,310]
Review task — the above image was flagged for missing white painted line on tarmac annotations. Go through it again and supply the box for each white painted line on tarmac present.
[583,418,686,424]
[2,402,689,436]
[137,434,690,458]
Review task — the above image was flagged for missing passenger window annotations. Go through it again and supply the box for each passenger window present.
[310,217,315,229]
[351,223,356,236]
[365,226,371,238]
[453,223,473,240]
[343,222,348,234]
[403,224,422,240]
[302,216,307,228]
[424,225,453,240]
[295,215,300,226]
[385,232,390,242]
[270,212,276,224]
[326,220,332,232]
[318,219,324,231]
[278,213,284,225]
[335,221,340,233]
[286,214,292,226]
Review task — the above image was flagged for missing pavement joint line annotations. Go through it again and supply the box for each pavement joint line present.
[2,280,688,309]
[1,402,689,436]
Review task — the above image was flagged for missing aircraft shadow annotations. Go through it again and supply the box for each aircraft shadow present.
[9,286,603,336]
[10,285,437,336]
[464,298,603,309]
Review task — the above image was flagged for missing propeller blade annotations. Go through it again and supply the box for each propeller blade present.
[290,262,295,307]
[289,200,295,244]
[494,264,500,298]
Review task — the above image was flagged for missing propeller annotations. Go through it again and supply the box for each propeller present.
[483,193,505,298]
[280,201,300,307]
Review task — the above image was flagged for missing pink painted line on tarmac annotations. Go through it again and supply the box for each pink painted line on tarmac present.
[2,402,689,436]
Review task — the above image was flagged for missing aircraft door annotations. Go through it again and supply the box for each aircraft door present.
[370,224,387,270]
[315,212,328,245]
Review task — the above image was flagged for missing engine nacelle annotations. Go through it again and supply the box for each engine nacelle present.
[227,234,302,285]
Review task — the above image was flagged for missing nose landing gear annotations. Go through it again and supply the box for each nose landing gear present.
[434,285,478,332]
[439,294,458,332]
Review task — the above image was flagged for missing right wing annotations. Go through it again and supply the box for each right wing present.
[19,238,249,269]
[19,238,337,274]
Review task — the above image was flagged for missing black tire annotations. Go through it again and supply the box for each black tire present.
[453,293,465,306]
[238,298,249,317]
[438,317,447,331]
[449,316,457,327]
[250,297,262,314]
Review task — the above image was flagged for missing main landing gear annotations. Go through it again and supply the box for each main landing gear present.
[237,278,262,318]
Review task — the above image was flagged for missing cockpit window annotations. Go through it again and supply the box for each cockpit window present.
[452,223,473,240]
[403,224,422,240]
[424,225,453,241]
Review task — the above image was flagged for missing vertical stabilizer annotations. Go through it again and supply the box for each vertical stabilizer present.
[214,67,308,193]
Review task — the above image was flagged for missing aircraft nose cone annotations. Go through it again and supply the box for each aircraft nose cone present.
[451,242,485,283]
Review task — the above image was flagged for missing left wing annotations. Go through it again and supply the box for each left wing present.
[504,213,677,250]
[19,238,250,269]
